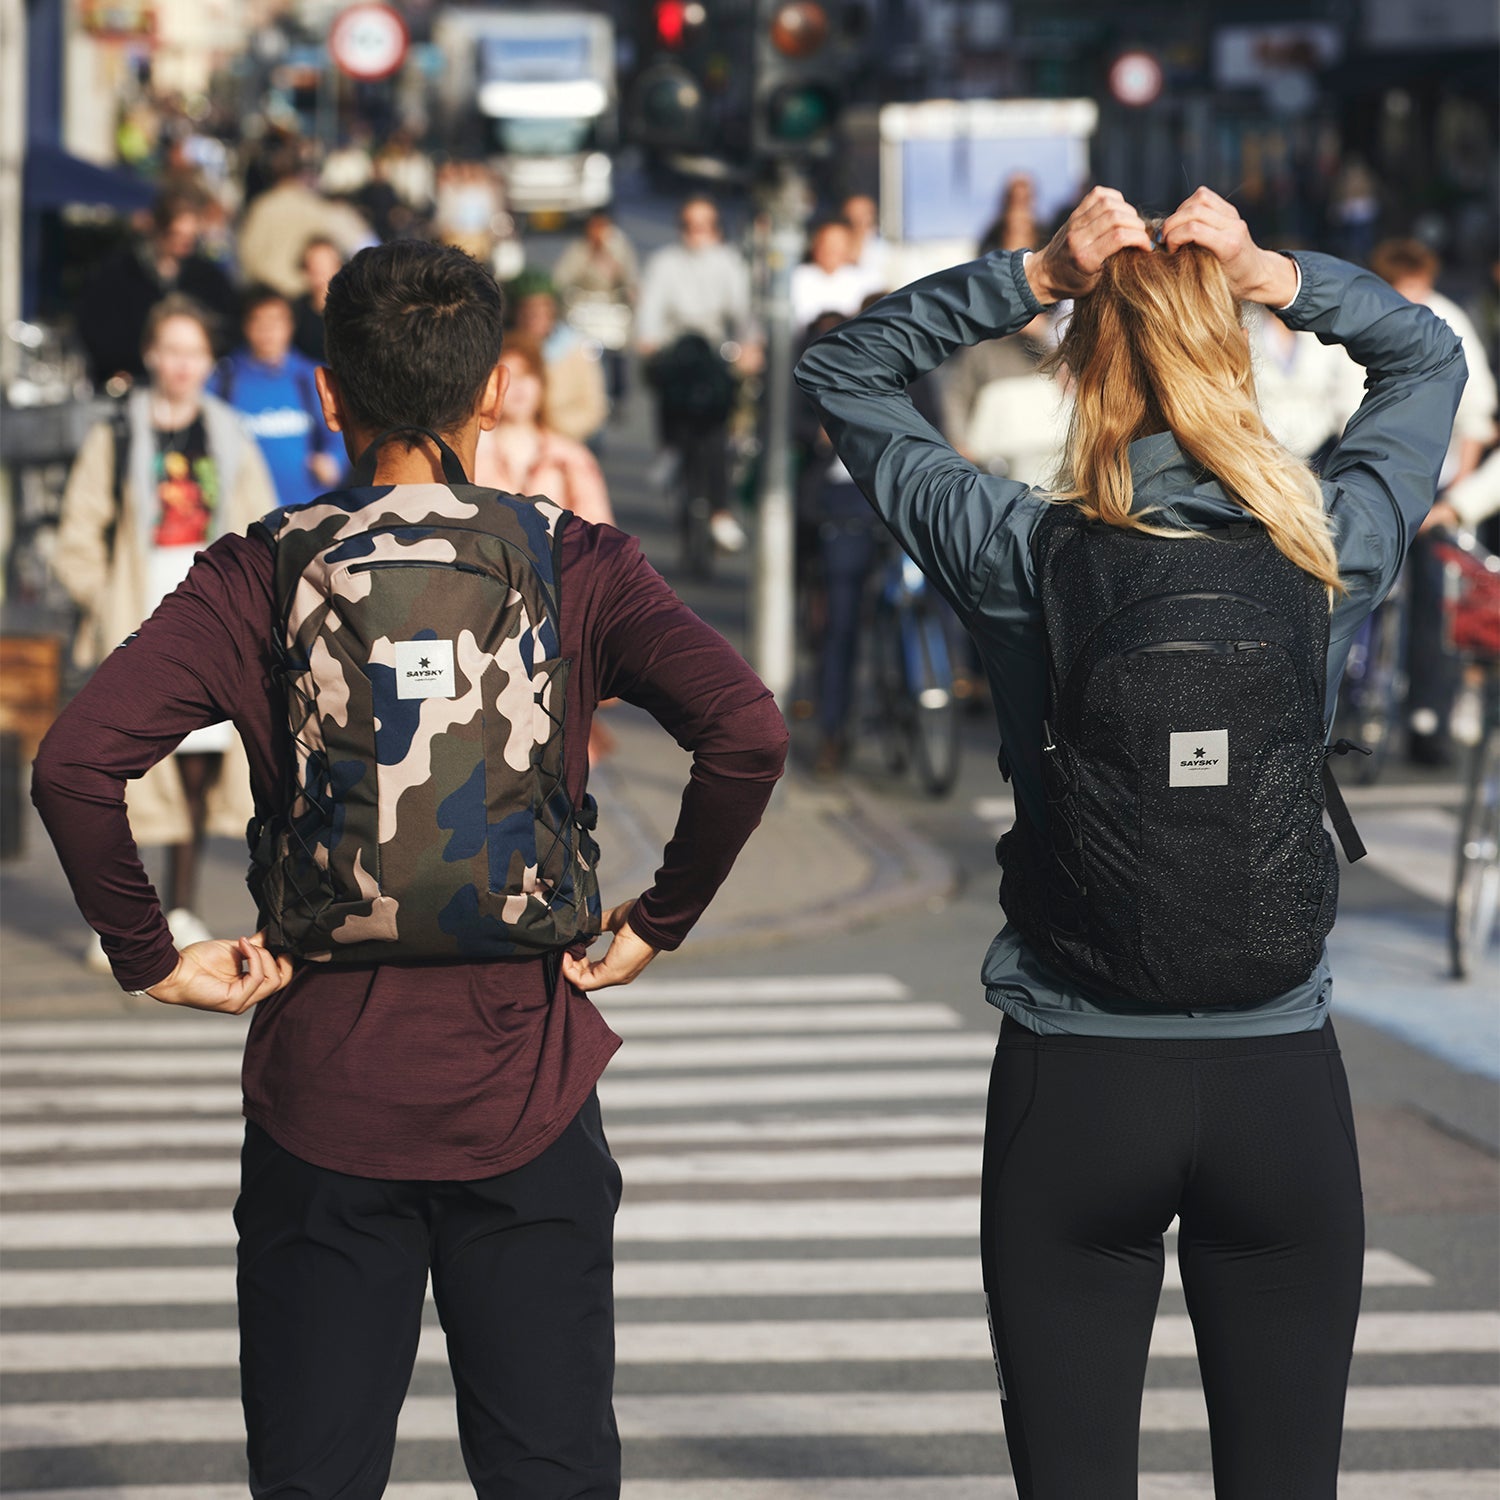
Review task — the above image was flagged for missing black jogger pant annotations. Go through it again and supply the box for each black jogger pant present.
[234,1092,623,1500]
[981,1018,1365,1500]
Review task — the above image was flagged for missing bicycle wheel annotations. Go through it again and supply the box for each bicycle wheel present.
[1450,724,1500,979]
[871,602,912,775]
[906,609,961,798]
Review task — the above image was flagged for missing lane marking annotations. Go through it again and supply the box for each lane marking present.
[4,1384,1494,1450]
[0,1249,1432,1309]
[0,1069,992,1116]
[0,1034,995,1081]
[4,1312,1496,1372]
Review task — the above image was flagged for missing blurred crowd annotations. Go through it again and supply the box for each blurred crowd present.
[7,99,1498,935]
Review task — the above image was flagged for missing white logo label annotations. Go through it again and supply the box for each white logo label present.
[1169,728,1229,787]
[394,639,455,700]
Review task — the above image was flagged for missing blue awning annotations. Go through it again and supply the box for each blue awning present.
[23,141,157,212]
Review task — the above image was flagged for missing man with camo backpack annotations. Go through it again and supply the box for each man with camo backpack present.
[33,239,790,1499]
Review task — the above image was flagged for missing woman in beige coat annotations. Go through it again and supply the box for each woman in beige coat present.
[55,294,275,957]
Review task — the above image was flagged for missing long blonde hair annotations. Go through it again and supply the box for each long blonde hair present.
[1045,235,1343,594]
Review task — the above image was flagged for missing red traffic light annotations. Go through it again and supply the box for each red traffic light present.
[656,0,707,49]
[770,0,828,58]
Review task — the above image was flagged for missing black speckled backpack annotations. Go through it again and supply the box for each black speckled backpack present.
[998,507,1365,1009]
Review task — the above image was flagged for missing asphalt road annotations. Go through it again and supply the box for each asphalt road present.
[0,169,1495,1497]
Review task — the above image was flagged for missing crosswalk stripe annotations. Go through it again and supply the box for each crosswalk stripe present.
[5,1384,1496,1450]
[0,1198,985,1249]
[600,975,912,1004]
[0,1034,995,1079]
[0,1111,988,1156]
[0,1143,989,1194]
[0,1002,965,1048]
[0,1248,1436,1309]
[5,1480,1500,1500]
[4,1312,1496,1372]
[0,1068,993,1115]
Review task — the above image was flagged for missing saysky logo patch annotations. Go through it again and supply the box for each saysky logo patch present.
[394,639,455,700]
[1169,728,1229,787]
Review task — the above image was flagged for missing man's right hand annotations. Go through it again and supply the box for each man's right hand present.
[146,930,294,1014]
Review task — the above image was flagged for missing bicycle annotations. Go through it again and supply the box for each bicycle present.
[870,549,962,798]
[1332,567,1408,785]
[1435,530,1500,979]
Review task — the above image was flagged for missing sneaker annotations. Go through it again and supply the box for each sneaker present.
[166,908,213,948]
[709,510,747,553]
[83,930,113,974]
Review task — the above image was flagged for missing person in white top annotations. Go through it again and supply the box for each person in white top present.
[790,220,870,334]
[841,193,892,299]
[1245,303,1366,463]
[1372,238,1500,764]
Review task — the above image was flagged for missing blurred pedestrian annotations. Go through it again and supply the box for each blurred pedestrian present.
[979,172,1040,256]
[31,238,788,1497]
[211,285,341,509]
[507,270,609,449]
[796,185,1465,1497]
[474,337,614,526]
[237,142,370,299]
[841,192,891,300]
[790,218,867,334]
[1245,302,1366,465]
[554,210,639,406]
[290,237,344,364]
[637,196,763,552]
[1372,237,1499,764]
[76,184,239,386]
[53,294,273,959]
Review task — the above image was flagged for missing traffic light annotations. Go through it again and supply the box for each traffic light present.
[629,60,705,148]
[654,0,708,51]
[753,0,858,160]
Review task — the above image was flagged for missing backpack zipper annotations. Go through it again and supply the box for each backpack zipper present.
[345,559,494,578]
[1125,640,1270,656]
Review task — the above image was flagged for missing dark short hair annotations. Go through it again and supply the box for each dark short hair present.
[240,283,291,321]
[1370,238,1439,285]
[323,240,505,436]
[151,184,207,233]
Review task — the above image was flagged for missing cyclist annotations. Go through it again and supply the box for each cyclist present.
[637,196,763,554]
[795,186,1465,1498]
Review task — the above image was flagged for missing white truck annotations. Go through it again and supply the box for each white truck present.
[434,8,617,224]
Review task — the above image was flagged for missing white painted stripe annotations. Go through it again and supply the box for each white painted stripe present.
[0,1111,987,1156]
[0,1198,983,1249]
[0,1020,250,1050]
[3,1312,1495,1372]
[3,1479,1498,1500]
[0,1068,990,1116]
[1342,782,1463,808]
[0,1003,965,1050]
[0,1034,995,1081]
[0,1143,987,1195]
[0,1248,1433,1309]
[5,1384,1494,1451]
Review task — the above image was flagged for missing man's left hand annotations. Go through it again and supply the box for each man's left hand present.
[562,900,660,993]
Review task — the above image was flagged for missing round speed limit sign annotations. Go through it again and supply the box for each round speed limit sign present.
[328,3,409,83]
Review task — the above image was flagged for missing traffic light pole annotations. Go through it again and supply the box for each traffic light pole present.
[751,163,810,711]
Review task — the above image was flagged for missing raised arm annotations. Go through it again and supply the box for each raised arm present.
[794,187,1150,618]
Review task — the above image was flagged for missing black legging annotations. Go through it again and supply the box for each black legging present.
[982,1016,1364,1499]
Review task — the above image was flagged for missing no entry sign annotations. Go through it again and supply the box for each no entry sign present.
[328,3,410,82]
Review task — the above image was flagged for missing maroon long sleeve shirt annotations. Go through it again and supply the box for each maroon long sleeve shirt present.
[32,516,788,1179]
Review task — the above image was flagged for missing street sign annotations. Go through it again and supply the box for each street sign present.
[328,3,410,83]
[1108,50,1164,108]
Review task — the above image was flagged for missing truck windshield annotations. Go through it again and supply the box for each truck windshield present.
[487,117,595,156]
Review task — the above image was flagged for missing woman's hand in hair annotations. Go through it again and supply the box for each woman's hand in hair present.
[1024,186,1153,304]
[1160,187,1300,307]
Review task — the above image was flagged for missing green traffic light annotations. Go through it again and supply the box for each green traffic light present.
[766,82,836,141]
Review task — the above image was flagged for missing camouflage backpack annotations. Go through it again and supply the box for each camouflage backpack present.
[248,427,602,964]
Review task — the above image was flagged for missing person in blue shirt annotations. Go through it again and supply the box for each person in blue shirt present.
[212,286,341,508]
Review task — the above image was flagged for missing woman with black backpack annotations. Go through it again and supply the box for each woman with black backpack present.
[794,186,1467,1499]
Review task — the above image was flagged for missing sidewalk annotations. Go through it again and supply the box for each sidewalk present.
[0,706,957,1021]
